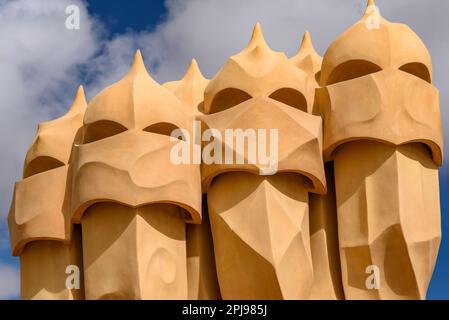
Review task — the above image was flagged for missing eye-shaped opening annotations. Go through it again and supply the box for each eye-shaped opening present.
[23,156,65,178]
[197,101,205,114]
[83,120,127,144]
[209,88,252,114]
[143,122,185,140]
[315,71,322,85]
[269,88,308,112]
[326,60,382,85]
[399,63,431,83]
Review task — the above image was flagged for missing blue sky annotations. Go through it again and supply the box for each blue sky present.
[86,0,166,36]
[0,0,448,300]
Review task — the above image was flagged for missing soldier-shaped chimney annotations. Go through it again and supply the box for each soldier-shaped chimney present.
[70,51,202,299]
[200,23,326,299]
[317,0,443,299]
[9,86,87,299]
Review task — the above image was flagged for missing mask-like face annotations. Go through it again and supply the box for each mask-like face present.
[72,130,201,222]
[318,15,443,165]
[200,24,326,194]
[70,53,201,224]
[8,87,86,256]
[319,69,442,163]
[200,97,325,193]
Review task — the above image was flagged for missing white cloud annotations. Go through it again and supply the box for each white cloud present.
[0,263,19,299]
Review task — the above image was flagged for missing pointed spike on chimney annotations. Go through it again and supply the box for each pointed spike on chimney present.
[299,31,313,51]
[294,31,321,59]
[127,49,151,77]
[252,22,263,39]
[184,58,203,79]
[245,22,269,51]
[363,0,382,20]
[68,85,87,114]
[364,0,378,14]
[76,85,85,99]
[133,49,144,66]
[189,58,199,70]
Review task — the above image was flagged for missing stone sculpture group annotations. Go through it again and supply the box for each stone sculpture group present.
[8,0,443,300]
